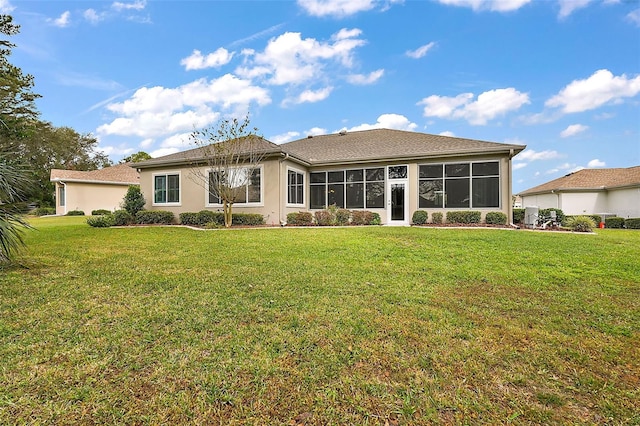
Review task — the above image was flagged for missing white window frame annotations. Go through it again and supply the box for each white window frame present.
[205,164,264,208]
[152,171,182,206]
[286,166,306,207]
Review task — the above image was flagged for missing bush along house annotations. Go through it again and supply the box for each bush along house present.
[134,128,526,226]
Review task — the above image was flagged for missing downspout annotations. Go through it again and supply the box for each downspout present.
[278,152,290,225]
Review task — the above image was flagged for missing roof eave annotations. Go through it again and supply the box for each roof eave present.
[51,178,140,185]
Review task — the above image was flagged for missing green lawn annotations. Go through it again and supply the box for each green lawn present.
[1,217,639,425]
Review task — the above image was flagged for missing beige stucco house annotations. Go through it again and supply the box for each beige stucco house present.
[518,166,640,218]
[135,129,526,225]
[50,163,140,215]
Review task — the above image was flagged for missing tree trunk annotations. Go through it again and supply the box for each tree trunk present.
[224,201,233,228]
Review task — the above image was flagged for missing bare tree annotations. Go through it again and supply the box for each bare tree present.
[189,116,268,228]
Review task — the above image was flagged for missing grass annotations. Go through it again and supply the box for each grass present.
[1,216,639,425]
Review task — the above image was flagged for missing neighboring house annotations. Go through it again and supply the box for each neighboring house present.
[135,128,526,225]
[50,163,140,215]
[518,166,640,218]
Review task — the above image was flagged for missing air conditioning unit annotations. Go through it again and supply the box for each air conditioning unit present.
[524,206,539,228]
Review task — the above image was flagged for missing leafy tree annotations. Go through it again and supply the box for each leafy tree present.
[189,116,268,228]
[120,151,152,164]
[0,151,32,264]
[121,185,145,215]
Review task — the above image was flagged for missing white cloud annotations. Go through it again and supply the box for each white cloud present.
[627,9,640,26]
[235,29,366,86]
[291,87,333,105]
[306,127,327,136]
[546,163,581,174]
[99,145,135,157]
[270,131,301,144]
[84,9,104,24]
[546,69,640,113]
[587,159,606,167]
[150,147,179,158]
[560,123,589,138]
[347,113,418,132]
[439,131,455,137]
[160,132,192,149]
[181,48,234,71]
[97,74,271,139]
[516,149,562,162]
[513,162,527,170]
[557,0,592,19]
[406,42,436,59]
[0,0,15,13]
[419,88,530,125]
[140,138,154,148]
[346,69,384,85]
[112,0,146,12]
[436,0,531,12]
[297,0,377,17]
[50,11,71,28]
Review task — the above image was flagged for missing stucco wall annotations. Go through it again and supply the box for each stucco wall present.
[607,187,640,218]
[559,192,608,215]
[57,181,130,215]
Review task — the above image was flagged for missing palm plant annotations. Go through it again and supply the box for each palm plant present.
[0,151,32,263]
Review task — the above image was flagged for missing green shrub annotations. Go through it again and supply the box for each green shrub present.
[91,209,111,216]
[314,210,334,226]
[287,212,314,226]
[86,215,115,228]
[179,212,199,226]
[351,210,380,225]
[66,210,85,216]
[513,208,525,224]
[625,218,640,229]
[122,185,145,216]
[539,208,564,224]
[589,215,602,225]
[566,216,595,232]
[33,207,55,216]
[335,208,351,225]
[233,213,265,226]
[446,211,481,224]
[605,217,625,229]
[412,210,428,225]
[485,212,507,225]
[112,209,134,226]
[135,210,175,225]
[197,210,224,226]
[431,212,443,224]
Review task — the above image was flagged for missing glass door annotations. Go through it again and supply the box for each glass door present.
[387,165,408,225]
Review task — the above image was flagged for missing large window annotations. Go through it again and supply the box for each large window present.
[58,185,65,207]
[310,167,385,209]
[208,167,262,205]
[154,173,180,204]
[418,161,499,208]
[287,169,304,205]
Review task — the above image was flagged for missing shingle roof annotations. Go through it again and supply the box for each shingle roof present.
[135,137,283,168]
[135,129,526,168]
[50,163,140,185]
[282,129,525,165]
[518,166,640,195]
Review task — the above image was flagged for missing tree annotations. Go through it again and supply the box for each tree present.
[120,151,152,164]
[189,116,268,228]
[0,151,32,264]
[121,185,145,216]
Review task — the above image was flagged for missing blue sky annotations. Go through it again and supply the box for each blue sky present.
[4,0,640,193]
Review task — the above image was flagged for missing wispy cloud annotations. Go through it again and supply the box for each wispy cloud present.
[50,11,71,28]
[560,123,588,138]
[229,23,287,48]
[0,0,15,13]
[406,42,436,59]
[111,0,146,12]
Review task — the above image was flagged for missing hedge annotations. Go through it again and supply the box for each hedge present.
[135,210,175,224]
[351,211,381,226]
[485,211,507,225]
[446,211,481,224]
[605,217,625,229]
[411,210,428,225]
[86,215,115,228]
[91,209,111,216]
[66,210,85,216]
[431,212,443,224]
[625,218,640,229]
[287,212,314,226]
[113,210,134,226]
[512,208,525,224]
[33,207,55,216]
[179,211,264,226]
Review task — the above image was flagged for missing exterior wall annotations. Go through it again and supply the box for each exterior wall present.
[140,153,515,225]
[56,181,130,215]
[559,192,608,215]
[522,188,640,218]
[607,187,640,218]
[140,158,285,225]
